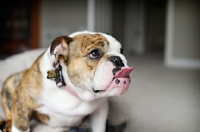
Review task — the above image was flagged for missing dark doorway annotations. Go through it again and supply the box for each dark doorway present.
[145,0,167,53]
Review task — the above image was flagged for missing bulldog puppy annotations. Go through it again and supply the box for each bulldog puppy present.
[0,31,133,132]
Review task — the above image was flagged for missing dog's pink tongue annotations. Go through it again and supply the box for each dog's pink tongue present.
[115,67,134,78]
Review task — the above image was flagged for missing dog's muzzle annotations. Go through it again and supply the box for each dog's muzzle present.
[108,56,133,95]
[93,55,133,96]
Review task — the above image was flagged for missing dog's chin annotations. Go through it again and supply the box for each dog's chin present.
[73,84,128,101]
[92,86,127,96]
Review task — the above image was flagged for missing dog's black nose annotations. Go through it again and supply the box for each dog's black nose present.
[109,56,124,68]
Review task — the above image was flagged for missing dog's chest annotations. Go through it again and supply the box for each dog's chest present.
[36,100,99,127]
[36,79,105,127]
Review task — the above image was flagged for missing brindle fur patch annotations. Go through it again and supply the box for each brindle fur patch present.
[11,53,44,130]
[1,71,26,120]
[0,120,12,132]
[1,53,44,131]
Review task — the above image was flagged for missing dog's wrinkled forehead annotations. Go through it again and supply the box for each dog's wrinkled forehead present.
[70,33,109,55]
[69,31,122,54]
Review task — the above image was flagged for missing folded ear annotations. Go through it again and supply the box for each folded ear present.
[50,36,72,61]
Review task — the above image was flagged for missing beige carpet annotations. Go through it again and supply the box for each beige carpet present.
[124,53,200,132]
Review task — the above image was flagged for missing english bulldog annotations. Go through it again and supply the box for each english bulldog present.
[0,31,133,132]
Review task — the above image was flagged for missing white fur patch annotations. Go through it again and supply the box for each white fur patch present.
[12,125,30,132]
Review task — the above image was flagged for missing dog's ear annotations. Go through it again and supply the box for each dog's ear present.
[50,36,72,61]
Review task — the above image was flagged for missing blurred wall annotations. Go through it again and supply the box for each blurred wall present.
[173,0,200,59]
[94,0,112,34]
[111,0,125,46]
[165,0,200,69]
[124,0,145,54]
[145,0,166,52]
[40,0,87,47]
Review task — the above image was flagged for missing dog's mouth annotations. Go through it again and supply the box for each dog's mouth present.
[93,88,102,93]
[93,67,133,94]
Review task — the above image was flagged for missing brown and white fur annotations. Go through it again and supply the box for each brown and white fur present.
[0,31,133,132]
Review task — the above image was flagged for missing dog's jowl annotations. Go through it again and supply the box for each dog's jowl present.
[0,31,133,132]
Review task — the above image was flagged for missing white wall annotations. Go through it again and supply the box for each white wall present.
[173,0,200,59]
[165,0,200,69]
[40,0,87,47]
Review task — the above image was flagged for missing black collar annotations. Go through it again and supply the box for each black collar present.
[47,60,66,87]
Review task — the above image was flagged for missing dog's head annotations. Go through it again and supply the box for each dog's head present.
[48,31,133,101]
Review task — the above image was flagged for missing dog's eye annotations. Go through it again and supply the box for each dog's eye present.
[88,49,102,60]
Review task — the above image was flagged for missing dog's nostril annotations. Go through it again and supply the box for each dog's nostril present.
[115,79,120,84]
[109,56,124,67]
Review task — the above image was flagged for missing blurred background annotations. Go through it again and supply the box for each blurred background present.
[0,0,200,132]
[0,0,200,69]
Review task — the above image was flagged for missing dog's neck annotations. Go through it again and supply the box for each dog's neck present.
[64,85,79,97]
[53,59,79,98]
[47,60,79,97]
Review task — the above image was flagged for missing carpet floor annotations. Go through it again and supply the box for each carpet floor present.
[124,53,200,132]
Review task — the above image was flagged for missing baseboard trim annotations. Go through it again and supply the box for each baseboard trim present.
[165,58,200,70]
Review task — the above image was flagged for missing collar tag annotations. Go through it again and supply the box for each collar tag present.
[47,61,66,87]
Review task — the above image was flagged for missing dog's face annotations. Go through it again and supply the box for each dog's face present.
[49,31,133,101]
